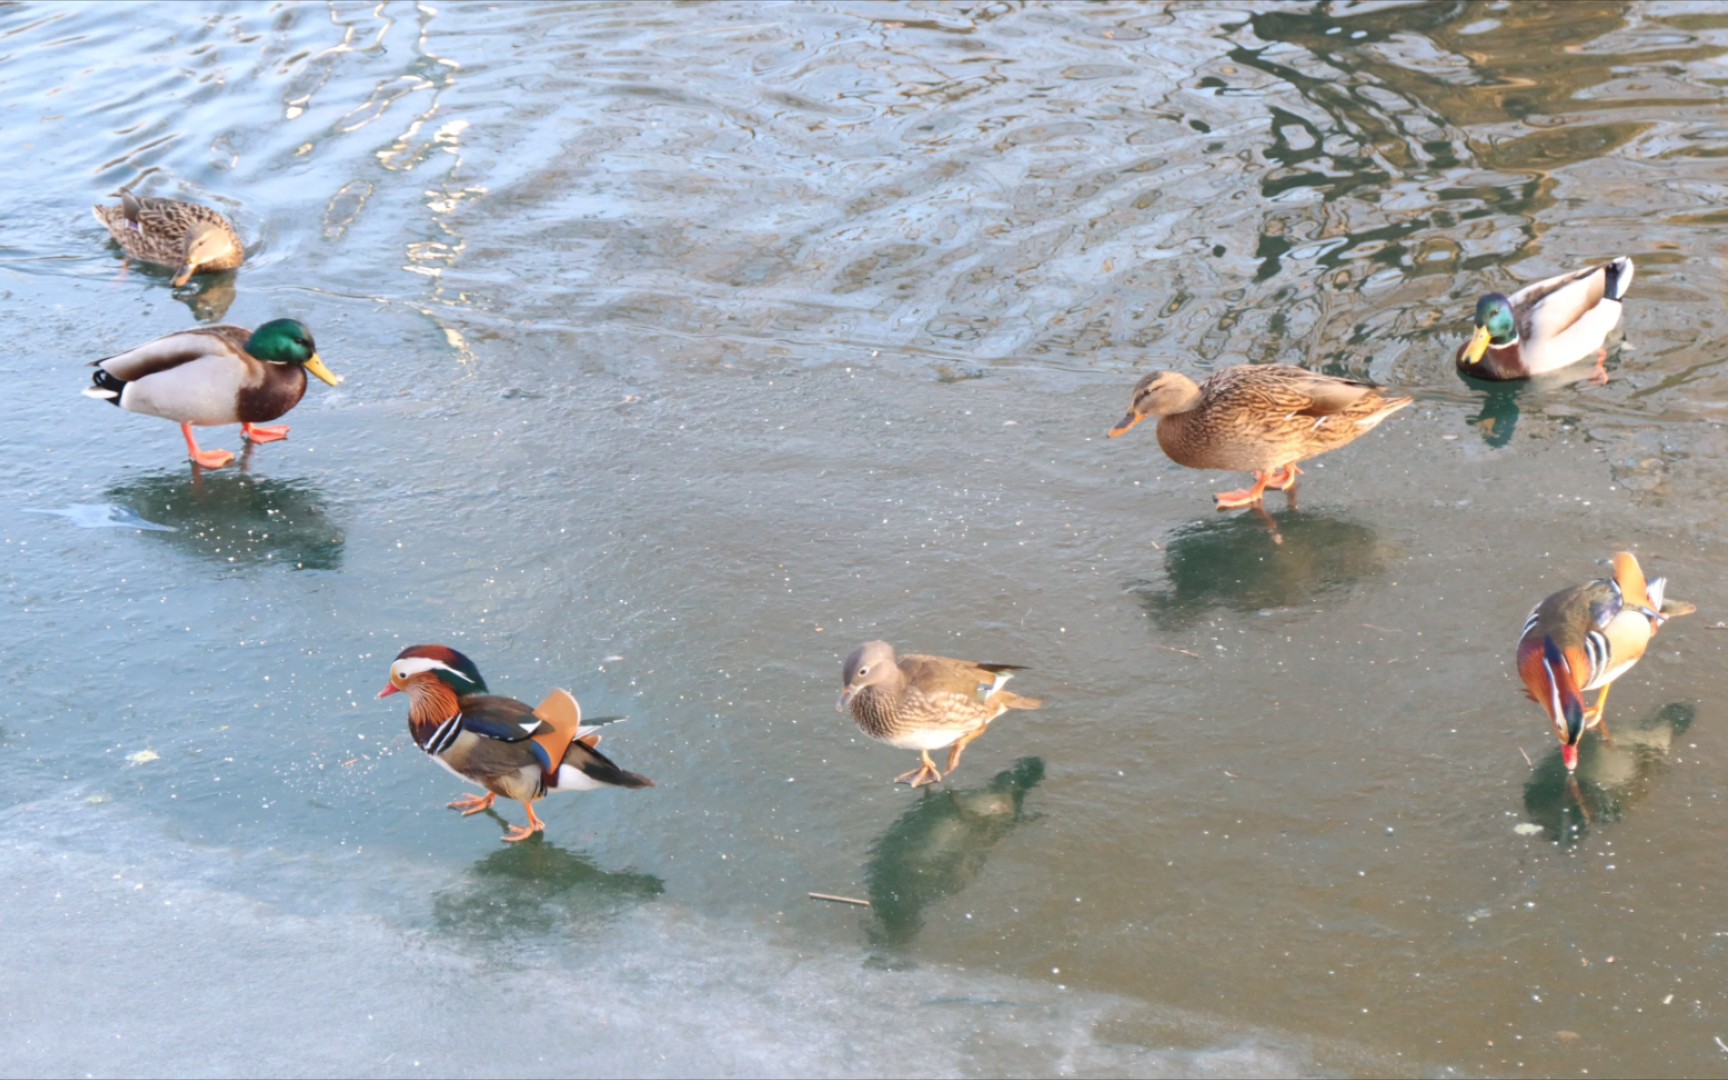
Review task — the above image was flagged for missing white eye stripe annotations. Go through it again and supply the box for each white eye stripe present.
[393,656,479,685]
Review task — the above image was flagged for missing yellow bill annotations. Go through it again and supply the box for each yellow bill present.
[1461,325,1492,365]
[304,353,343,386]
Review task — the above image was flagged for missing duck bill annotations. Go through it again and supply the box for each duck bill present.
[304,353,343,387]
[1562,741,1579,772]
[171,264,197,288]
[376,683,401,699]
[1461,325,1492,366]
[1108,410,1144,438]
[836,688,854,712]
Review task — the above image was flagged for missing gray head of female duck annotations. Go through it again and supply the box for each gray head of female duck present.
[838,640,901,711]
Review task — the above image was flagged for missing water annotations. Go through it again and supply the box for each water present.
[3,1,1727,1074]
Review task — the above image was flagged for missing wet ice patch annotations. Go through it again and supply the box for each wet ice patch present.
[23,504,175,532]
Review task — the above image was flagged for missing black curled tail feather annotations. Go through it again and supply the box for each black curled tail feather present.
[87,368,126,406]
[1603,256,1634,302]
[571,743,655,789]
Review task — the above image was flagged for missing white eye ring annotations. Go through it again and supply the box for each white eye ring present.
[857,666,869,676]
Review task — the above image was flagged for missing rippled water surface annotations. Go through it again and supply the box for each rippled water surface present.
[4,1,1728,1075]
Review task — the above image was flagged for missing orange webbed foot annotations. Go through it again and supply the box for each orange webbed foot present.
[181,424,234,470]
[1591,348,1610,386]
[447,792,496,817]
[243,423,291,444]
[189,448,236,469]
[1265,463,1304,491]
[894,759,943,788]
[501,803,547,842]
[1213,487,1266,510]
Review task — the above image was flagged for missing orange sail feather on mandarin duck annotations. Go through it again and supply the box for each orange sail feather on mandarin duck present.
[1517,552,1693,772]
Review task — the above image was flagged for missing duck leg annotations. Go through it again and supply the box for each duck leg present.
[181,423,235,469]
[242,422,291,444]
[1585,682,1613,726]
[447,791,496,816]
[894,750,943,788]
[944,727,989,776]
[1265,463,1303,491]
[1591,348,1610,386]
[1213,472,1275,511]
[501,800,547,843]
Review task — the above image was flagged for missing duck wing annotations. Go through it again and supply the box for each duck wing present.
[899,654,1027,701]
[94,325,253,381]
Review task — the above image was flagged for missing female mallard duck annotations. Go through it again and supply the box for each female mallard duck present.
[840,640,1041,788]
[83,319,341,469]
[1458,257,1633,383]
[379,645,654,842]
[92,191,245,286]
[1108,365,1413,509]
[1518,552,1692,772]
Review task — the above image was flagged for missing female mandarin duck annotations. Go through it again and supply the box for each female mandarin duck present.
[92,191,244,286]
[1518,552,1692,772]
[840,641,1041,788]
[379,645,653,842]
[1458,258,1633,383]
[1108,365,1412,510]
[83,319,340,469]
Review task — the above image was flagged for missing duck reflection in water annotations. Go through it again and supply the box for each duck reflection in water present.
[106,459,344,570]
[1461,378,1524,450]
[177,275,237,323]
[1129,509,1391,631]
[1522,702,1693,848]
[864,757,1044,958]
[432,838,664,940]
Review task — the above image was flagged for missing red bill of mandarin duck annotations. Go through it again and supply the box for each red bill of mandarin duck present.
[378,645,653,842]
[83,319,341,469]
[92,190,245,286]
[1518,552,1693,772]
[1108,365,1412,510]
[839,640,1041,788]
[1458,257,1633,384]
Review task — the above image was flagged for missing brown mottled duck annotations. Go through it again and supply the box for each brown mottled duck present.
[1108,365,1413,510]
[92,191,244,286]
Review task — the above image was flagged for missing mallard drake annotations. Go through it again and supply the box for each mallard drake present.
[1518,552,1693,772]
[83,319,341,469]
[839,640,1041,788]
[1458,257,1633,383]
[1108,365,1413,510]
[379,645,653,842]
[92,191,244,286]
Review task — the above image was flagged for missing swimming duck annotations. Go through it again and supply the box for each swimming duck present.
[83,319,341,469]
[92,191,245,286]
[379,645,653,842]
[839,640,1041,788]
[1108,365,1413,510]
[1458,257,1633,383]
[1518,552,1693,772]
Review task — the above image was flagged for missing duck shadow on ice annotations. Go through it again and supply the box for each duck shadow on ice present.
[1127,508,1392,631]
[863,757,1044,963]
[104,462,344,570]
[1522,702,1694,848]
[431,838,665,941]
